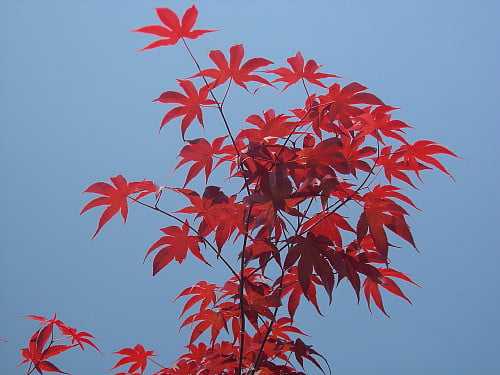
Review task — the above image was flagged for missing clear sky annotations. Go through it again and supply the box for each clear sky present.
[1,1,499,374]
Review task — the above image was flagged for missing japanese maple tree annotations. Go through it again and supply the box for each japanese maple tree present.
[14,4,457,375]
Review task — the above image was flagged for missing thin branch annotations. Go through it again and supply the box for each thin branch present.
[237,205,253,375]
[148,357,168,370]
[181,38,242,163]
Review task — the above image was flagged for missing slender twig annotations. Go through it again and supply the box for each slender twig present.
[180,38,256,375]
[237,205,253,375]
[301,77,311,107]
[221,78,233,107]
[148,357,168,370]
[181,38,242,163]
[249,205,303,375]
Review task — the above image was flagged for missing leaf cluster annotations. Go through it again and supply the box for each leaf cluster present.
[15,4,457,375]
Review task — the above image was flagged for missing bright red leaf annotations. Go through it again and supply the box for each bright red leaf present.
[180,308,229,345]
[174,281,219,317]
[193,44,274,90]
[175,136,227,186]
[111,344,156,374]
[81,175,156,238]
[154,79,216,138]
[363,267,419,317]
[266,51,340,91]
[132,5,217,51]
[145,221,208,275]
[397,140,458,180]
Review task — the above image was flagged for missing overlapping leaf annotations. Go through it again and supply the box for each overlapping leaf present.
[363,267,419,317]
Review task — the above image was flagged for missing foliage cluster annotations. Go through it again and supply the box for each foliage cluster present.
[14,5,456,375]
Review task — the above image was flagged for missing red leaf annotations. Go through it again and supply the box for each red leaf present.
[175,136,227,186]
[266,51,340,91]
[397,140,458,180]
[132,5,217,51]
[145,221,208,275]
[81,176,156,238]
[193,44,274,90]
[237,109,294,145]
[180,309,229,345]
[111,344,156,374]
[363,268,419,317]
[174,281,219,317]
[318,82,384,130]
[154,79,216,138]
[59,324,101,353]
[284,234,336,304]
[42,345,74,360]
[357,185,417,261]
[354,105,411,144]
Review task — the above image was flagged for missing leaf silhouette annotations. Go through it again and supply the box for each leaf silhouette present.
[132,5,217,51]
[81,176,156,238]
[111,344,156,374]
[193,44,273,90]
[266,51,340,91]
[154,79,216,138]
[145,221,208,276]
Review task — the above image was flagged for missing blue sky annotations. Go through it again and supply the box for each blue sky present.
[1,1,499,374]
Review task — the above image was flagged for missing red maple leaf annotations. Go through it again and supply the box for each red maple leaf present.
[180,308,229,344]
[376,145,430,188]
[153,79,216,138]
[174,281,219,317]
[58,324,101,353]
[173,186,246,251]
[266,51,340,91]
[145,221,208,276]
[283,234,337,303]
[397,140,458,180]
[21,315,100,353]
[193,44,274,90]
[353,105,412,144]
[81,175,156,238]
[111,344,156,374]
[175,136,227,186]
[132,5,217,51]
[318,82,385,129]
[237,109,295,145]
[357,185,417,261]
[336,135,377,177]
[363,267,419,317]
